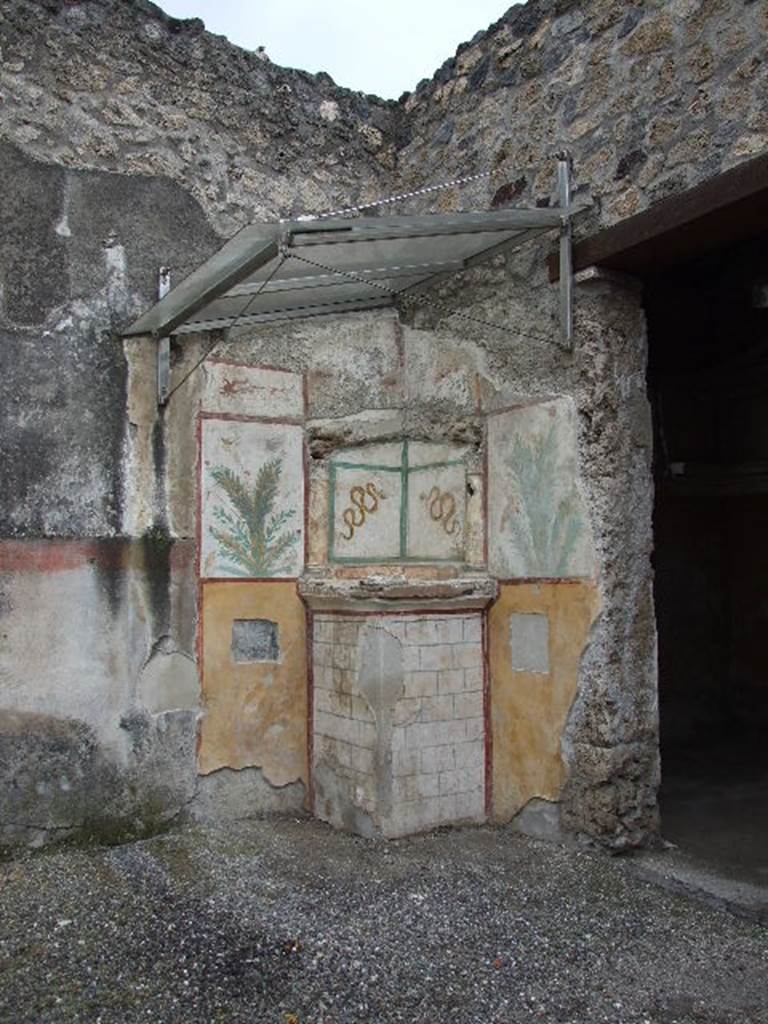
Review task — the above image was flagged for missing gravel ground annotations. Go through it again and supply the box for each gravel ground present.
[0,818,766,1024]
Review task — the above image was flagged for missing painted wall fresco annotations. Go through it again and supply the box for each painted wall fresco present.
[198,580,307,785]
[329,441,467,563]
[487,398,597,580]
[201,360,304,420]
[200,418,304,579]
[488,581,601,822]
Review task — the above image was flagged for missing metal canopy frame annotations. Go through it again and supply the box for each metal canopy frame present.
[125,155,576,403]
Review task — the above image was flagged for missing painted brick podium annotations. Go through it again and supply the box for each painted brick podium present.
[300,575,495,837]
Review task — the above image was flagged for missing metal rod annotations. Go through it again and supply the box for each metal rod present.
[557,151,573,348]
[157,266,171,405]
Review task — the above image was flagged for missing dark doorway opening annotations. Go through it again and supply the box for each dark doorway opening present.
[645,234,768,884]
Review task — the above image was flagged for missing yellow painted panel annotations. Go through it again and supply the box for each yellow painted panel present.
[198,580,307,786]
[489,581,600,821]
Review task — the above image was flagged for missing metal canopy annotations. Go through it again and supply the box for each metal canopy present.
[125,156,577,401]
[126,206,568,339]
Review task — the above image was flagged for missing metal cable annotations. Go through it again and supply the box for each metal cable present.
[287,250,558,346]
[165,169,494,276]
[163,251,289,403]
[296,168,493,221]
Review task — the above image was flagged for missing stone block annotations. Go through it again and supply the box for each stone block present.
[431,719,468,746]
[454,691,483,719]
[463,667,484,691]
[416,773,440,799]
[405,721,436,748]
[314,643,332,667]
[403,645,421,671]
[421,695,455,722]
[455,788,484,821]
[349,745,375,774]
[332,645,353,669]
[454,741,484,769]
[405,619,439,645]
[421,744,455,774]
[314,619,334,643]
[350,695,376,723]
[333,620,361,646]
[439,769,462,795]
[380,619,406,641]
[393,748,420,777]
[420,645,453,670]
[452,643,482,669]
[393,697,423,727]
[435,618,464,644]
[437,669,465,694]
[437,793,457,821]
[465,718,484,742]
[329,691,353,718]
[461,761,485,791]
[409,671,438,698]
[336,670,354,695]
[463,617,483,643]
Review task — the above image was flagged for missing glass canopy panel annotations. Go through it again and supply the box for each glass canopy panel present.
[124,206,564,339]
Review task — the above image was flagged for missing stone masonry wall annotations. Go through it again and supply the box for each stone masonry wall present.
[0,0,395,236]
[1,0,763,849]
[0,0,397,847]
[396,0,767,226]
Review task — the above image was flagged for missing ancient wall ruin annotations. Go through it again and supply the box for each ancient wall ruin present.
[0,0,765,851]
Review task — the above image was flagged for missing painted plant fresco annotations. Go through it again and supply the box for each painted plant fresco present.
[488,398,597,579]
[209,459,299,577]
[201,419,304,578]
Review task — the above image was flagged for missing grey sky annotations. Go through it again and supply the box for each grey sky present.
[155,1,516,100]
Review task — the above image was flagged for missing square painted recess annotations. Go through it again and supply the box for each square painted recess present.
[231,619,280,662]
[509,613,550,674]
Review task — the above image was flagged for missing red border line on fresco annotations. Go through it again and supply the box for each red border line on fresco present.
[495,576,593,585]
[195,414,204,765]
[206,357,301,376]
[302,437,310,569]
[199,576,300,584]
[199,411,303,425]
[482,421,489,568]
[482,608,493,819]
[305,604,495,618]
[304,603,315,815]
[484,396,560,417]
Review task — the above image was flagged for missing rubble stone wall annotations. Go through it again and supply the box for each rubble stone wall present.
[1,0,764,849]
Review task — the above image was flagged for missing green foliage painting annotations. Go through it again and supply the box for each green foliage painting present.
[209,458,299,577]
[501,421,584,576]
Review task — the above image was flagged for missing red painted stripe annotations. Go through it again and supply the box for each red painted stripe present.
[482,608,493,820]
[496,576,593,585]
[0,540,106,573]
[206,357,300,375]
[198,576,300,584]
[303,604,493,618]
[0,538,193,575]
[199,411,303,425]
[305,603,315,816]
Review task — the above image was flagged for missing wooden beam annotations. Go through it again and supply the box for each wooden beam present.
[548,152,768,281]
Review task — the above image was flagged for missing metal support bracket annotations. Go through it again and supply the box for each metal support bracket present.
[557,151,574,348]
[157,266,171,405]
